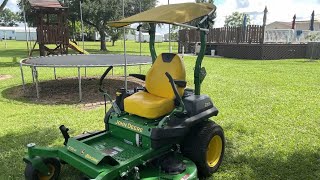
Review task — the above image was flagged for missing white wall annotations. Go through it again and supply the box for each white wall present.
[15,31,37,41]
[136,33,163,43]
[0,30,16,40]
[155,34,163,43]
[265,29,320,43]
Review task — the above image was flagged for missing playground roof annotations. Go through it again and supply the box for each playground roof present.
[108,3,215,27]
[28,0,64,8]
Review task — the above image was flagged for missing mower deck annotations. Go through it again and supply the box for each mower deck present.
[25,131,197,179]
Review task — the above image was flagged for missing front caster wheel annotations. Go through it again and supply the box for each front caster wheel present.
[181,120,225,178]
[25,158,61,180]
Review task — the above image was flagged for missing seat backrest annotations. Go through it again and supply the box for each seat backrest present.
[145,53,186,99]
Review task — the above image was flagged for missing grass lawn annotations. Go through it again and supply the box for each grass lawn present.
[0,40,319,179]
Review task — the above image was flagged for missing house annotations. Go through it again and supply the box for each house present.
[136,33,163,43]
[0,27,16,40]
[266,20,320,31]
[15,27,37,41]
[0,27,37,40]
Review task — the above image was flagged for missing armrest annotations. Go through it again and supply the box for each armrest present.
[129,74,146,81]
[174,80,187,88]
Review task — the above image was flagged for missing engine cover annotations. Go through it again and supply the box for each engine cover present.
[183,95,218,116]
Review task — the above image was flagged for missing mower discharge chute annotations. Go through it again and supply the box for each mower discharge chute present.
[23,3,225,180]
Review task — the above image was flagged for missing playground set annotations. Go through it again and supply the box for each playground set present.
[20,0,153,102]
[23,3,226,180]
[25,0,88,56]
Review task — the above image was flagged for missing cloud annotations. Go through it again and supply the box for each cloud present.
[213,0,320,27]
[4,0,320,30]
[5,0,19,12]
[236,0,249,8]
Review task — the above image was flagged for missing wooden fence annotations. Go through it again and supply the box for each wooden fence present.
[179,25,265,44]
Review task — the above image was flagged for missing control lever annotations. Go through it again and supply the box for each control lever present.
[158,73,187,128]
[165,72,186,113]
[99,66,121,115]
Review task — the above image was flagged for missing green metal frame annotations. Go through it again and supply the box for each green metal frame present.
[194,30,207,95]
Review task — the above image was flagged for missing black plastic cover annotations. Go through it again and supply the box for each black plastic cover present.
[115,88,134,111]
[160,154,186,175]
[183,95,216,116]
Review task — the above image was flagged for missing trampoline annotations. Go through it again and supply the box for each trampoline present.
[19,54,152,101]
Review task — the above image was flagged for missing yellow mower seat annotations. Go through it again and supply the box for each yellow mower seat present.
[124,91,174,119]
[124,53,186,119]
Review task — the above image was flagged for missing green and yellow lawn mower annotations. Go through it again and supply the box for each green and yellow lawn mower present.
[23,3,225,180]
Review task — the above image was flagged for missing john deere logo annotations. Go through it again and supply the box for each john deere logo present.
[116,120,143,133]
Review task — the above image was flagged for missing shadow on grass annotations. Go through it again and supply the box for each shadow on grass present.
[1,76,144,106]
[0,49,28,58]
[220,139,320,180]
[0,128,61,179]
[0,61,20,68]
[0,127,84,179]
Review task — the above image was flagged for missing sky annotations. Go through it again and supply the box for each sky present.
[4,0,320,28]
[157,0,320,27]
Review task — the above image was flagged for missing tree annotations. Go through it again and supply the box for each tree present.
[18,0,156,51]
[0,9,19,26]
[106,28,120,46]
[225,12,250,27]
[0,0,9,12]
[67,0,156,51]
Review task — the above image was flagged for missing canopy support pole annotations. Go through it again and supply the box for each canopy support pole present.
[168,0,171,53]
[149,23,157,62]
[139,0,142,56]
[123,0,128,90]
[173,22,209,32]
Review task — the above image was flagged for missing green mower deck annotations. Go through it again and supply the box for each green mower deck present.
[24,130,197,180]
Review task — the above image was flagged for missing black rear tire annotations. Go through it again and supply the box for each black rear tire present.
[181,120,225,178]
[25,158,61,180]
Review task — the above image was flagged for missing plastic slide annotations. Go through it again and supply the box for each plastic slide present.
[68,40,89,54]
